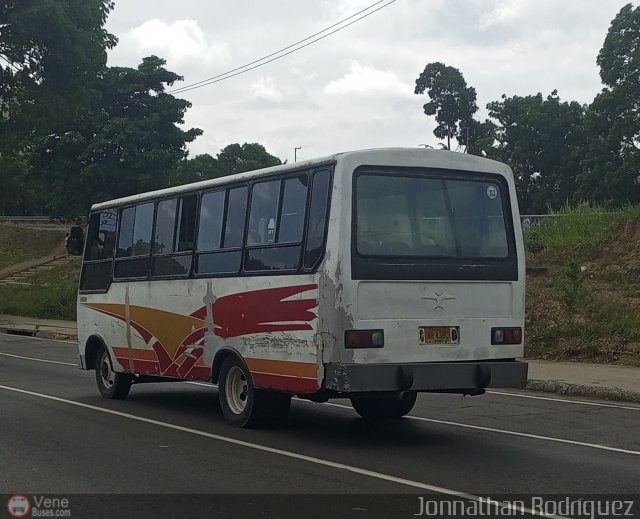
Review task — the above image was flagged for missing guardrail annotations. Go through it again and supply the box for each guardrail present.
[0,216,53,222]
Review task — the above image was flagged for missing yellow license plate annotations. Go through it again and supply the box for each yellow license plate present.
[419,326,459,345]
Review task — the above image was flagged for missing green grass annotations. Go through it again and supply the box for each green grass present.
[524,204,640,365]
[0,225,65,270]
[524,203,640,254]
[0,258,80,320]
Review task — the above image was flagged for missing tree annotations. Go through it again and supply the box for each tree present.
[0,0,117,214]
[414,62,478,151]
[216,143,281,176]
[34,56,202,217]
[578,3,640,205]
[0,0,116,132]
[487,91,588,213]
[171,153,219,185]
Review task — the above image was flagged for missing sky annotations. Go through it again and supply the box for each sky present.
[105,0,634,163]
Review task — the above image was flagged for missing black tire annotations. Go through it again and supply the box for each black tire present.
[218,356,291,428]
[350,391,417,419]
[95,346,132,399]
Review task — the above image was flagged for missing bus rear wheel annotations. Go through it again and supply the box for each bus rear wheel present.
[95,346,132,399]
[218,356,291,428]
[350,391,417,419]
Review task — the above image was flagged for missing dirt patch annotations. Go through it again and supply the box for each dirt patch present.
[0,224,66,271]
[526,217,640,364]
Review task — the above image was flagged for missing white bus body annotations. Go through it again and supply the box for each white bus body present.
[77,148,527,427]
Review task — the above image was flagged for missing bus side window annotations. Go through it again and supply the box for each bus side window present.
[80,209,117,291]
[195,186,247,276]
[304,169,331,270]
[151,195,197,277]
[114,202,154,279]
[245,174,309,272]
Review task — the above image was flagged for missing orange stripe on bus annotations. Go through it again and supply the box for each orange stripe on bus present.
[112,347,158,361]
[245,358,317,379]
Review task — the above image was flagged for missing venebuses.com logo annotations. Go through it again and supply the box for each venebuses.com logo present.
[6,495,30,518]
[6,495,71,518]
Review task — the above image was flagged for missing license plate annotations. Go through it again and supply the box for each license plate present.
[419,326,459,345]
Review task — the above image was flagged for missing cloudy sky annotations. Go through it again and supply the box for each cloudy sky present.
[106,0,633,163]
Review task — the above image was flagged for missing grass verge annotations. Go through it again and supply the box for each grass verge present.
[0,224,65,270]
[525,205,640,365]
[0,258,80,321]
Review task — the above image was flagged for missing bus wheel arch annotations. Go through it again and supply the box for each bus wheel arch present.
[211,348,243,385]
[84,335,108,371]
[89,338,132,400]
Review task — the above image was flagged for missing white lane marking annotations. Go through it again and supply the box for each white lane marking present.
[0,384,565,519]
[321,402,640,457]
[487,390,640,411]
[0,352,76,366]
[0,333,76,345]
[4,353,640,456]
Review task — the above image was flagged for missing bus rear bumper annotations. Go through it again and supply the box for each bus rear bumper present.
[323,360,528,393]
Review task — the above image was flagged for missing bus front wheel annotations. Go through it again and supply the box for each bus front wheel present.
[95,346,132,399]
[350,391,417,419]
[218,356,291,428]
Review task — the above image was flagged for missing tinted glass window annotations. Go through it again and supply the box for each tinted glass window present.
[245,246,300,271]
[304,170,331,269]
[279,176,308,243]
[85,209,117,261]
[196,251,242,275]
[131,203,154,256]
[118,203,154,257]
[152,255,191,277]
[177,195,197,252]
[198,191,225,251]
[223,186,248,248]
[117,207,135,257]
[356,174,509,259]
[154,199,177,255]
[80,262,112,291]
[114,257,150,279]
[248,180,280,245]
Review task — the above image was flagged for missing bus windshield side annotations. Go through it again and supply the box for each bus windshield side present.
[355,171,511,260]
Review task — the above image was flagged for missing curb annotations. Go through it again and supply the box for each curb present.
[0,326,77,342]
[526,379,640,404]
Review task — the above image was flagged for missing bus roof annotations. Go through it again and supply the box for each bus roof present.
[89,148,511,211]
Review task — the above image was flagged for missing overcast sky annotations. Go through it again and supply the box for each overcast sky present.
[105,0,633,163]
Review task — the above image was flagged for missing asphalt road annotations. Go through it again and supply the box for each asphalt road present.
[1,333,639,518]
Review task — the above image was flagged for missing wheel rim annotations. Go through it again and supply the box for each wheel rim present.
[225,366,249,415]
[99,351,115,389]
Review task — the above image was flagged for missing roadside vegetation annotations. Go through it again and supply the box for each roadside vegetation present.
[525,205,640,366]
[0,258,80,321]
[0,225,65,270]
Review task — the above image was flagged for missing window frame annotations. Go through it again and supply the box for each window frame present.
[82,164,334,286]
[149,193,198,280]
[194,183,248,278]
[79,209,118,294]
[242,171,311,274]
[113,201,156,281]
[351,166,518,282]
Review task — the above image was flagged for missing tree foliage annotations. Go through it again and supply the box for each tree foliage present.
[216,143,282,175]
[579,3,640,204]
[34,56,202,217]
[488,91,587,213]
[414,62,478,150]
[172,143,282,187]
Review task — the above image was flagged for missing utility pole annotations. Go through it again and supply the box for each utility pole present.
[294,147,301,162]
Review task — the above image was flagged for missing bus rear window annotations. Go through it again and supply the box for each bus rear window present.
[356,173,510,259]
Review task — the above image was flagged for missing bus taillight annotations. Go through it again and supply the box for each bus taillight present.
[491,327,522,345]
[345,330,384,349]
